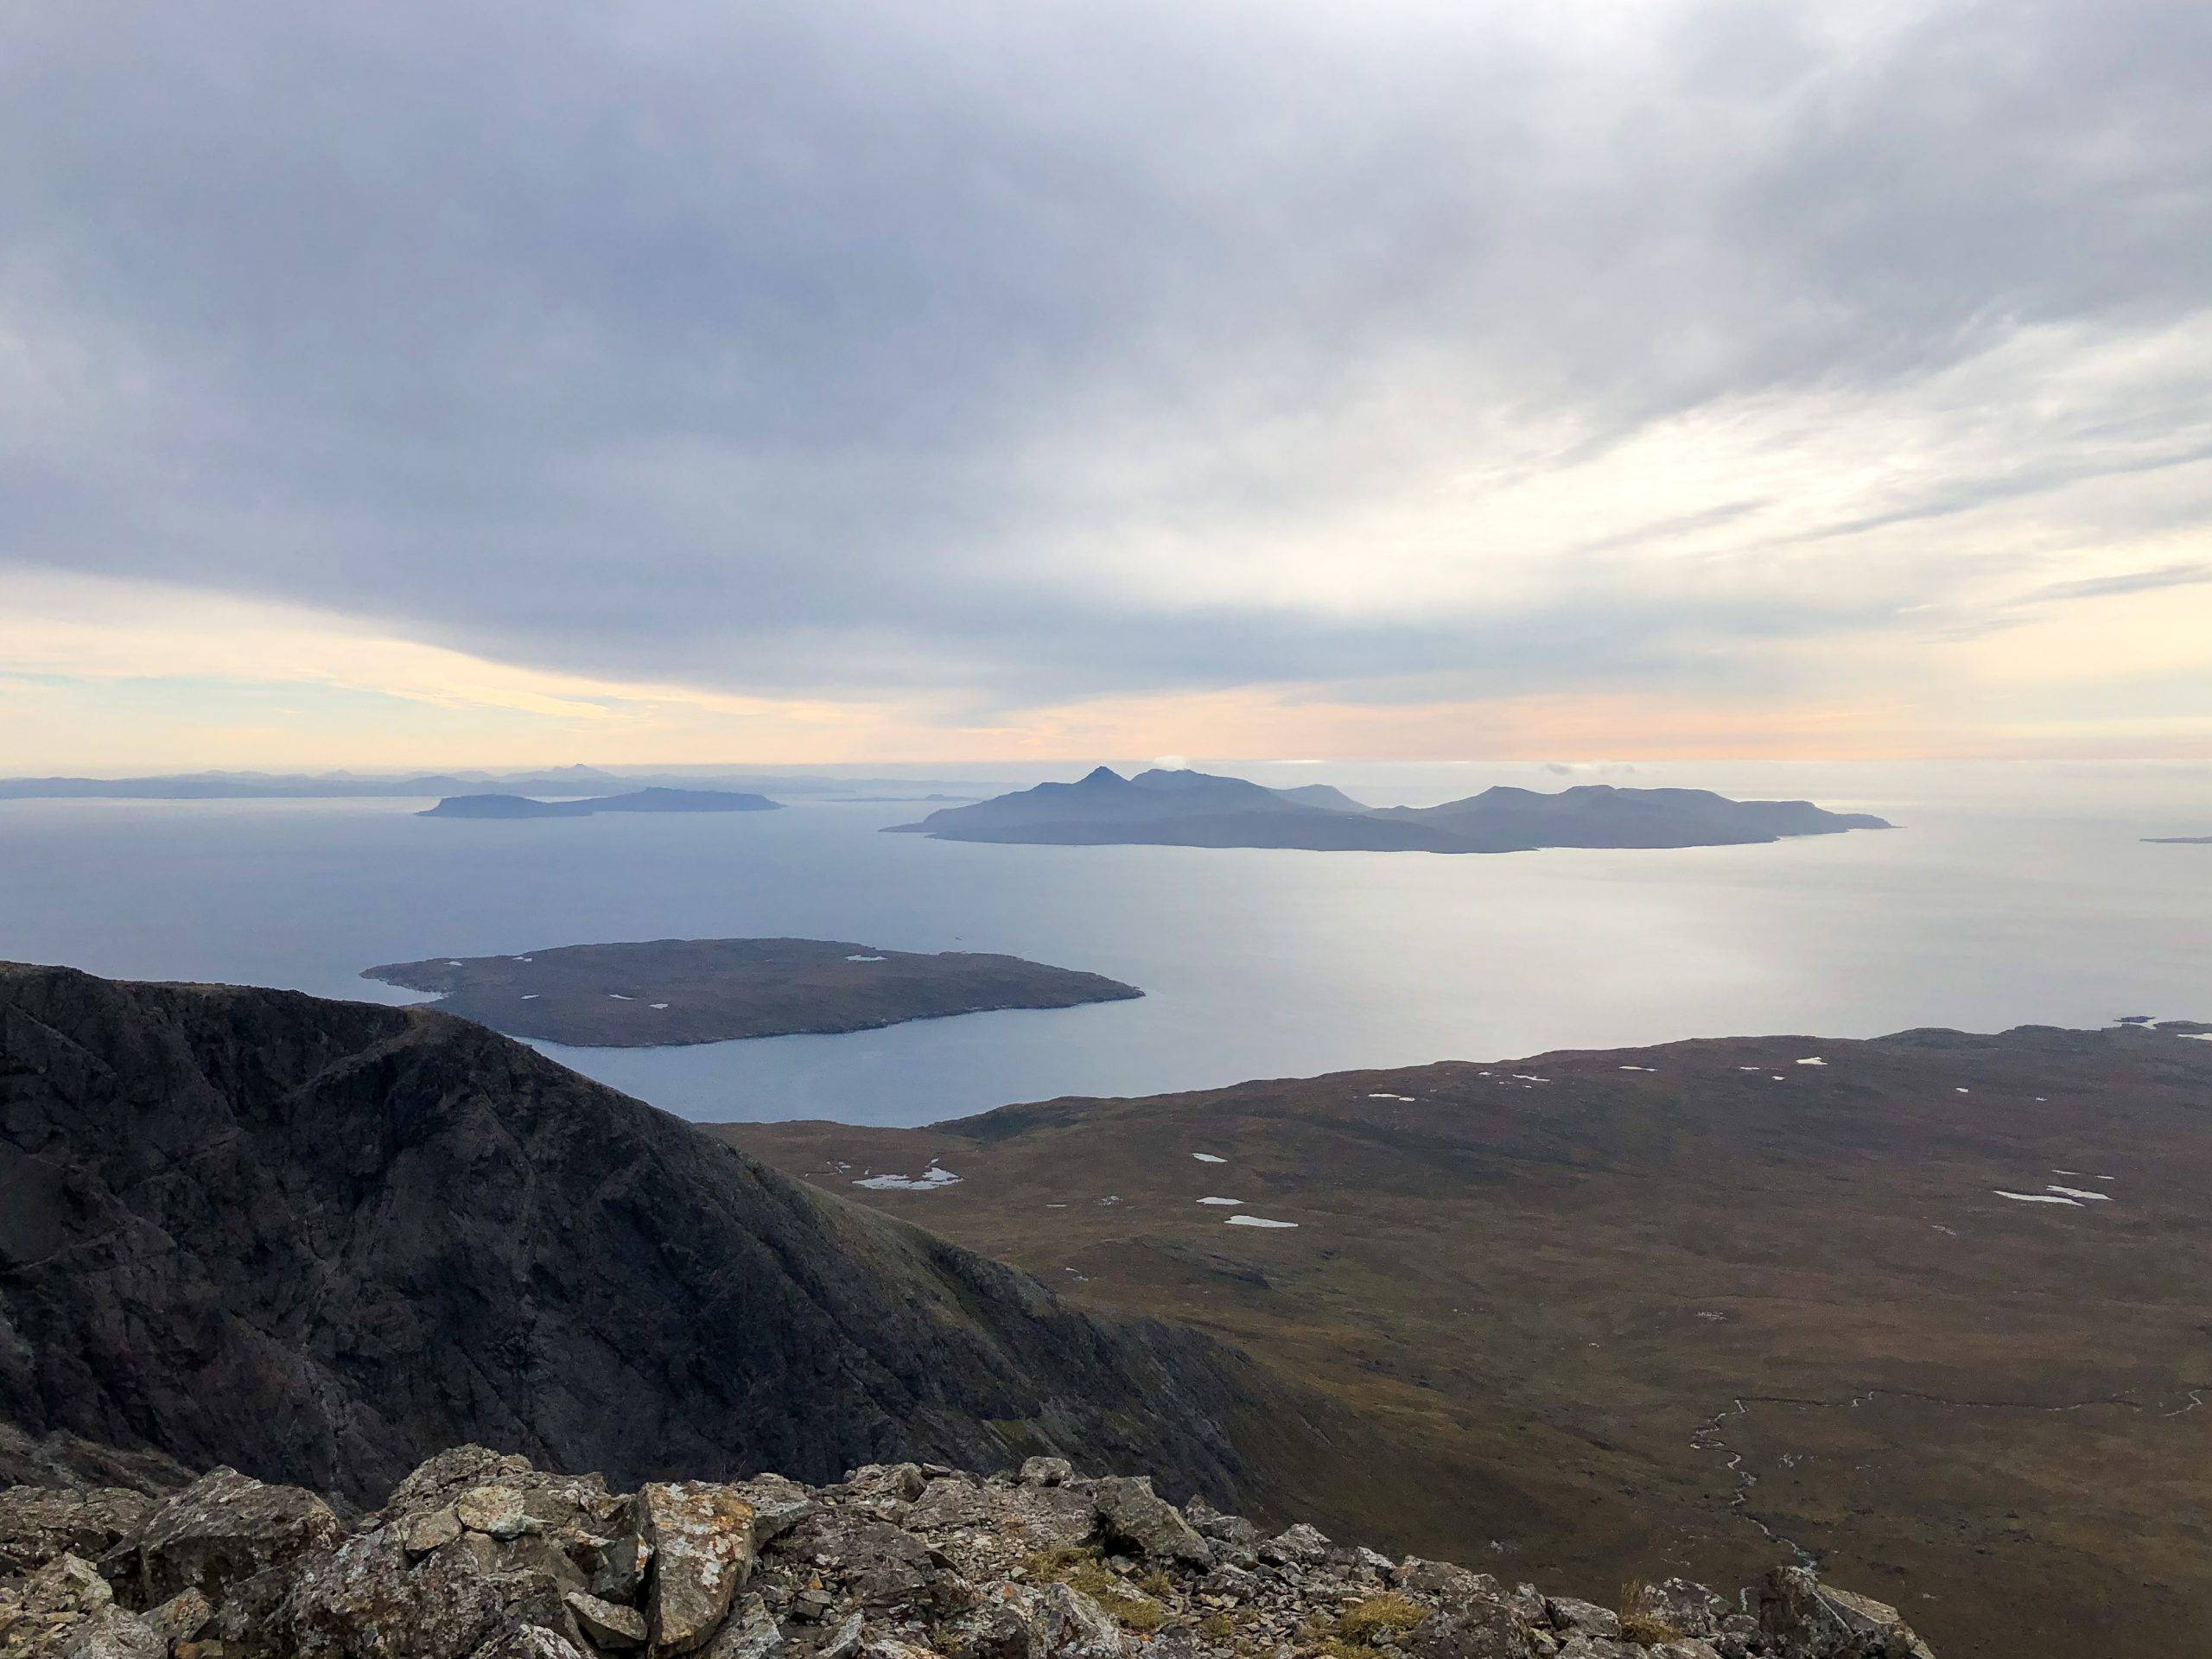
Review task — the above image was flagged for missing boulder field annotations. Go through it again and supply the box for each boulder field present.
[0,1449,1931,1659]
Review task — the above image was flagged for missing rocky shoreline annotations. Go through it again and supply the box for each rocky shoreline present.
[0,1448,1931,1659]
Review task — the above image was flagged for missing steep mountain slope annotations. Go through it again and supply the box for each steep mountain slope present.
[0,963,1357,1514]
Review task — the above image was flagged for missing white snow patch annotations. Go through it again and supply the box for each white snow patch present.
[520,994,539,1001]
[1796,1058,1827,1066]
[2046,1185,2113,1202]
[1738,1065,1761,1072]
[1995,1190,2081,1205]
[1197,1197,1242,1205]
[1619,1065,1656,1072]
[1955,1087,1970,1093]
[2052,1168,2081,1176]
[1367,1092,1416,1102]
[651,1002,670,1009]
[855,1166,962,1191]
[1192,1153,1227,1164]
[608,994,632,1000]
[2180,1032,2212,1042]
[1225,1215,1299,1229]
[846,954,887,962]
[1510,1074,1550,1084]
[446,960,464,967]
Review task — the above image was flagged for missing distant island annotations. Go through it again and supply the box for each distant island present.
[417,786,779,818]
[887,765,1892,853]
[0,765,999,802]
[2145,835,2212,844]
[361,937,1141,1045]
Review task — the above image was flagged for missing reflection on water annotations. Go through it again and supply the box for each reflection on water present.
[3,759,2209,1126]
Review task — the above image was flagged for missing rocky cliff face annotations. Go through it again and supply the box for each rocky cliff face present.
[0,1446,1933,1659]
[0,964,1334,1510]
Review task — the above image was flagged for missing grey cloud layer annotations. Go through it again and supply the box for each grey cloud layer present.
[2,0,2207,709]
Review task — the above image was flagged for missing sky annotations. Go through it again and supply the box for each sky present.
[3,0,2209,772]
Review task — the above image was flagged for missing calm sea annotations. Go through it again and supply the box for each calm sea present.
[3,760,2208,1126]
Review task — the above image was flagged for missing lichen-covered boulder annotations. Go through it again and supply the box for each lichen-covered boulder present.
[130,1467,342,1610]
[641,1482,757,1655]
[1087,1478,1211,1568]
[0,1487,156,1578]
[1753,1567,1936,1659]
[1397,1562,1535,1659]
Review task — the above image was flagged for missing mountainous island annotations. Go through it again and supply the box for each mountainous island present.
[418,786,780,818]
[726,1019,2212,1659]
[887,767,1891,854]
[2144,834,2212,843]
[362,938,1142,1046]
[0,962,1941,1659]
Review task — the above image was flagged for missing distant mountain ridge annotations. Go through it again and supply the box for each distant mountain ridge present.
[887,766,1891,853]
[417,787,779,818]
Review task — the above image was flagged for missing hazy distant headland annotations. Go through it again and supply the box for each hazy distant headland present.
[0,765,985,803]
[363,936,1141,1045]
[888,765,1893,853]
[416,786,779,818]
[2144,835,2212,843]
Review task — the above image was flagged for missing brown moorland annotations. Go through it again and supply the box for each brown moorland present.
[718,1021,2212,1659]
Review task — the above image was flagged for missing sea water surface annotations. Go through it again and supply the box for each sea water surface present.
[3,760,2209,1125]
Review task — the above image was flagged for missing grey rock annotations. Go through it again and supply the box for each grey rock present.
[587,1529,653,1601]
[52,1606,167,1659]
[1403,1568,1535,1659]
[941,1591,1041,1659]
[1019,1459,1075,1488]
[563,1589,646,1649]
[146,1586,213,1647]
[1622,1580,1729,1641]
[776,1509,934,1607]
[1197,1562,1259,1600]
[1030,1582,1129,1659]
[1546,1599,1620,1639]
[466,1625,594,1659]
[1088,1478,1211,1568]
[131,1468,342,1609]
[731,1475,817,1548]
[819,1611,868,1659]
[642,1482,758,1655]
[842,1465,927,1505]
[1753,1567,1936,1659]
[1256,1525,1330,1568]
[403,1506,467,1557]
[701,1595,786,1659]
[0,1487,156,1577]
[456,1487,532,1540]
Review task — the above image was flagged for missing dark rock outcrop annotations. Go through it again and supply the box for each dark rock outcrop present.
[0,963,1336,1511]
[0,1448,1935,1659]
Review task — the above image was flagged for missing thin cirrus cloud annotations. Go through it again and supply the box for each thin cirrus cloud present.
[0,0,2209,762]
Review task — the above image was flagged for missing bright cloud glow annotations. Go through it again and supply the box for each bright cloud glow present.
[0,0,2207,767]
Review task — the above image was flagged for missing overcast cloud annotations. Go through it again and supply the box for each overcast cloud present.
[3,0,2209,736]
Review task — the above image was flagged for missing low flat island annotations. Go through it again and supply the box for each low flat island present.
[361,937,1142,1046]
